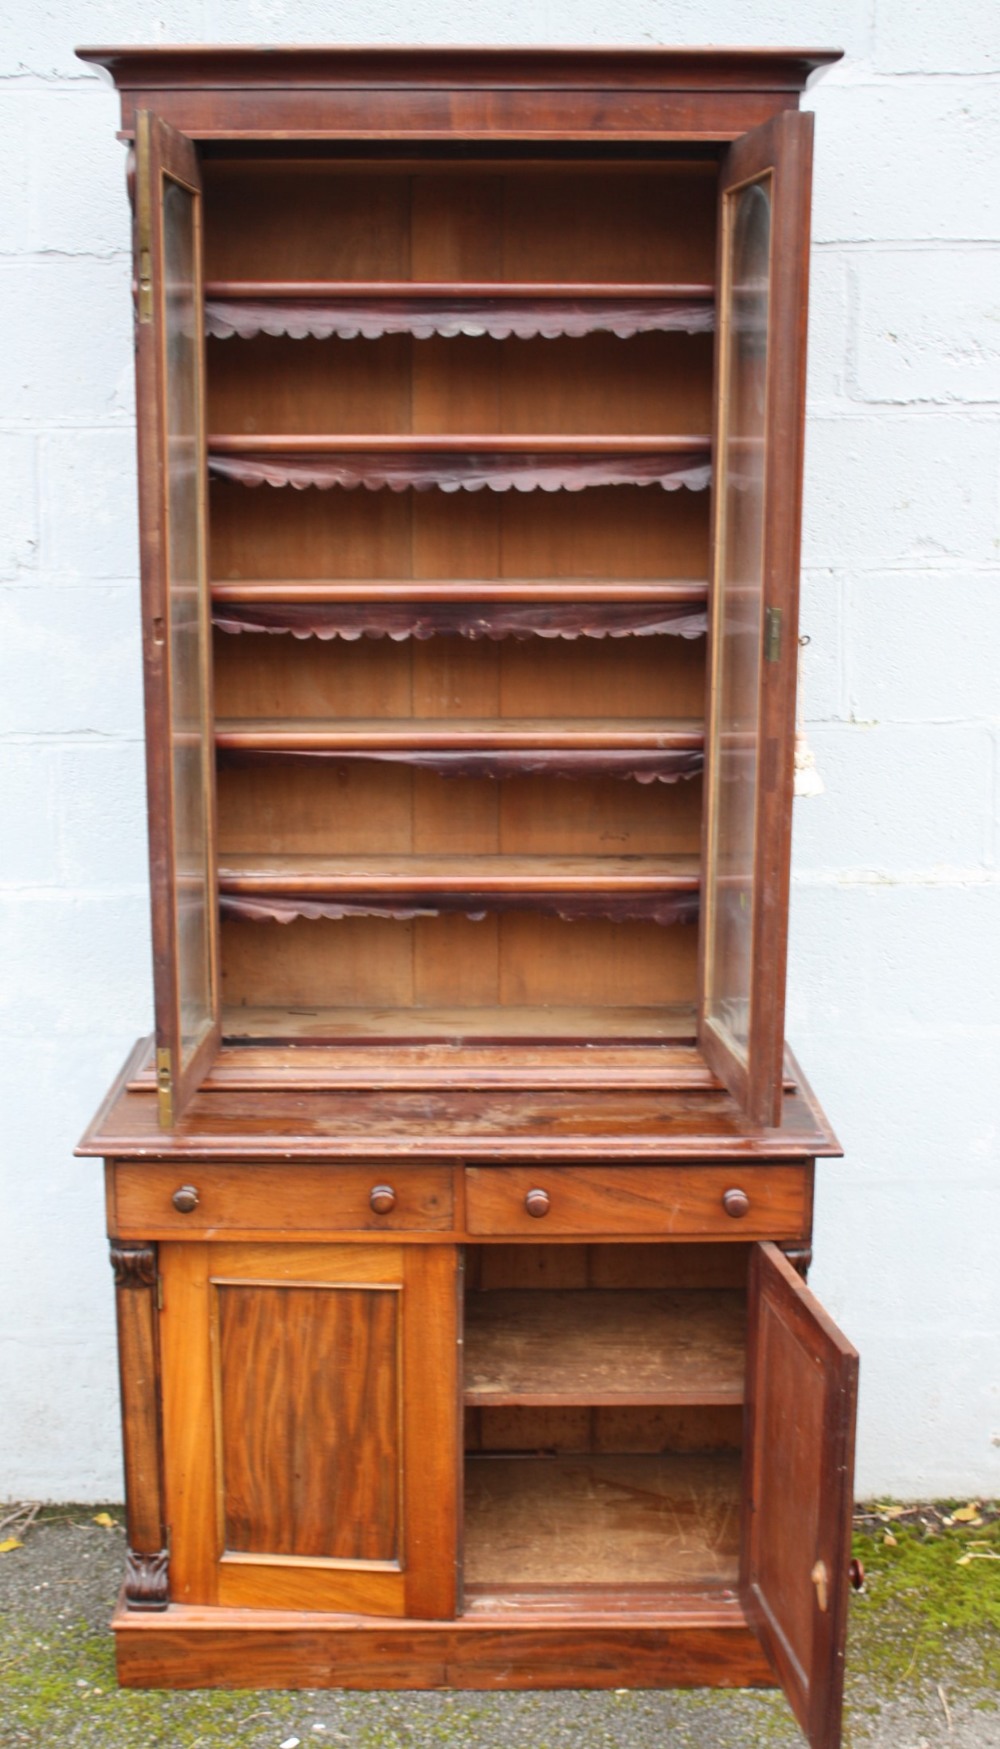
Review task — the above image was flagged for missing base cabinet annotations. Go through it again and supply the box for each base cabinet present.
[108,1159,856,1749]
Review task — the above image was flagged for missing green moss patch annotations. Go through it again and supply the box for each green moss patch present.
[850,1500,1000,1693]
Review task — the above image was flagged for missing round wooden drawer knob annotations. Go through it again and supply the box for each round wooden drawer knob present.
[525,1188,551,1219]
[171,1185,199,1214]
[722,1187,750,1219]
[369,1184,396,1215]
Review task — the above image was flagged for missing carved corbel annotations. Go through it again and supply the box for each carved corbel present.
[124,1547,169,1611]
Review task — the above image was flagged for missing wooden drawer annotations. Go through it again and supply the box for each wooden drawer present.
[464,1164,808,1239]
[112,1162,454,1239]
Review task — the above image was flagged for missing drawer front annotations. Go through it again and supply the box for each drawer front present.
[464,1164,808,1239]
[112,1162,454,1238]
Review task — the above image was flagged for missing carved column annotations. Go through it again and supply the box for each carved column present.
[111,1243,169,1609]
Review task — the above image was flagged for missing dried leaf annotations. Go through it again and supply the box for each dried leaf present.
[883,1530,897,1546]
[952,1505,981,1524]
[92,1512,117,1529]
[957,1554,972,1566]
[877,1504,906,1519]
[0,1537,23,1553]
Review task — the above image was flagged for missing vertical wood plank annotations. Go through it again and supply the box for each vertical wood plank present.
[402,1244,460,1619]
[159,1241,219,1605]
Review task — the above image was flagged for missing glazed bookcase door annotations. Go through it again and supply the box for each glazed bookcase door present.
[158,1242,460,1616]
[699,111,814,1127]
[134,112,220,1127]
[743,1244,858,1749]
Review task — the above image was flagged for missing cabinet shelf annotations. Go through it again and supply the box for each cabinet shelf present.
[207,434,712,495]
[464,1453,741,1589]
[204,280,715,341]
[216,716,704,782]
[217,853,701,924]
[211,578,709,605]
[464,1290,745,1407]
[213,597,708,642]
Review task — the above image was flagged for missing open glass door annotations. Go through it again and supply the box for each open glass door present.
[743,1244,859,1749]
[699,111,814,1127]
[134,113,219,1126]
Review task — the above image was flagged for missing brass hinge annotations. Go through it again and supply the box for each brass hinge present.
[156,1046,174,1129]
[764,605,783,663]
[135,112,153,325]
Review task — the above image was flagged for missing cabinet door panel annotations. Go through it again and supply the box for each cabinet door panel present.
[135,111,220,1127]
[216,1282,400,1563]
[160,1242,458,1616]
[743,1243,858,1749]
[699,112,814,1127]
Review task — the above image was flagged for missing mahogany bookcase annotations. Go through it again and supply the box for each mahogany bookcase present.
[76,46,859,1749]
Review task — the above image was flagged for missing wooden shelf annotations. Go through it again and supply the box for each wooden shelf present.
[463,1453,741,1588]
[204,281,715,341]
[207,434,712,495]
[217,853,701,924]
[216,716,705,781]
[205,280,716,298]
[211,578,709,606]
[464,1290,745,1408]
[220,1004,699,1045]
[217,716,703,751]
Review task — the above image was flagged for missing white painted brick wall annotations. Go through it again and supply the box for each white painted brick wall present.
[1,0,997,1501]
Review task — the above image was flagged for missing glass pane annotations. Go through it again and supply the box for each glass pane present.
[163,173,214,1067]
[705,177,771,1064]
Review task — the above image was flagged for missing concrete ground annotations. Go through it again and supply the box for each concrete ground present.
[0,1506,997,1748]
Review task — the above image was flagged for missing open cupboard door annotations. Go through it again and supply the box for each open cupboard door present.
[743,1243,859,1749]
[134,113,220,1127]
[699,111,814,1127]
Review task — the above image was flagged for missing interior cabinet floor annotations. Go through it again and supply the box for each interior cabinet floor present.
[463,1452,741,1588]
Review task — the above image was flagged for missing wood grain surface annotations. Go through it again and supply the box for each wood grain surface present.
[464,1452,741,1586]
[464,1288,746,1405]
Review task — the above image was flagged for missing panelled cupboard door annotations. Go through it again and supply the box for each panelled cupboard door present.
[134,112,220,1129]
[158,1242,460,1617]
[699,111,814,1128]
[743,1243,858,1749]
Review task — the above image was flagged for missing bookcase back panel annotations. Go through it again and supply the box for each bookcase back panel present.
[216,766,703,858]
[209,480,710,585]
[465,1405,744,1455]
[206,332,714,438]
[213,631,707,721]
[220,914,698,1015]
[203,162,718,285]
[472,1243,750,1291]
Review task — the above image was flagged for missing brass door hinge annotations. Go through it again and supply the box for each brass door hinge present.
[156,1046,173,1129]
[764,605,783,663]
